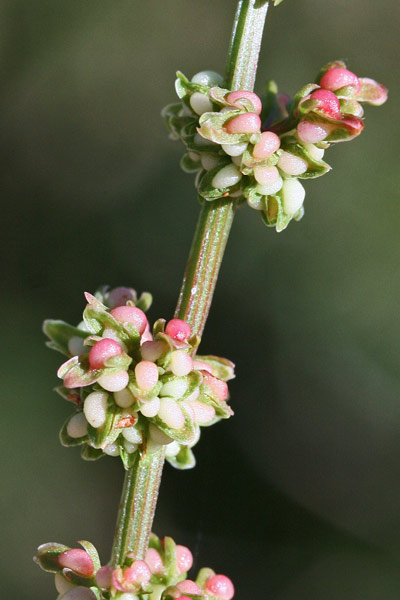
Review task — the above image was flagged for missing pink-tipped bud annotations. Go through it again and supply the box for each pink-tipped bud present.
[320,67,360,93]
[145,548,164,575]
[58,549,94,577]
[205,575,235,600]
[253,166,280,186]
[310,89,341,119]
[252,131,281,159]
[135,361,159,391]
[193,360,214,374]
[202,372,228,402]
[141,322,153,343]
[165,319,192,342]
[95,565,113,589]
[88,338,122,370]
[124,560,152,586]
[225,112,261,134]
[177,580,202,595]
[226,90,262,115]
[110,306,148,335]
[106,287,136,309]
[176,545,193,574]
[170,351,193,377]
[297,120,332,143]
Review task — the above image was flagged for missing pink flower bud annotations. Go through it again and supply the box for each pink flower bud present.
[252,131,281,159]
[110,306,148,335]
[145,548,164,575]
[177,580,202,595]
[226,90,262,115]
[141,322,153,343]
[225,112,261,134]
[95,565,113,589]
[165,319,192,342]
[202,372,228,402]
[124,560,152,586]
[320,67,360,93]
[135,361,159,391]
[58,549,94,577]
[186,399,216,424]
[253,166,280,186]
[176,545,193,574]
[297,120,332,143]
[88,338,122,370]
[309,89,341,119]
[106,287,136,309]
[205,575,235,600]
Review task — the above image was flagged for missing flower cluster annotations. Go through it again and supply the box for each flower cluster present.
[44,287,234,470]
[35,534,235,600]
[162,61,387,231]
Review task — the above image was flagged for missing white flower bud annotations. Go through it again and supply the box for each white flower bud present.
[170,351,193,377]
[277,152,308,176]
[190,92,213,115]
[139,397,161,418]
[66,413,88,438]
[55,573,75,595]
[83,391,109,428]
[160,378,188,399]
[303,143,325,161]
[191,70,223,86]
[114,388,135,408]
[165,441,181,458]
[256,176,283,196]
[149,423,173,445]
[221,142,248,156]
[231,154,243,166]
[104,442,119,456]
[201,153,220,171]
[97,370,129,392]
[158,398,185,430]
[122,426,142,444]
[211,164,242,189]
[282,179,306,215]
[124,441,138,454]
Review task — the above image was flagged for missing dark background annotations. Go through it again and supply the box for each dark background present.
[1,1,400,598]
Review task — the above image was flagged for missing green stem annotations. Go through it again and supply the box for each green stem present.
[111,448,165,566]
[111,0,270,567]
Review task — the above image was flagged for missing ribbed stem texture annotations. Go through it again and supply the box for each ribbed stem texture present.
[111,448,165,565]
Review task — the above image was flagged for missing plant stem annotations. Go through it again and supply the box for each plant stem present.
[111,448,165,566]
[110,0,270,566]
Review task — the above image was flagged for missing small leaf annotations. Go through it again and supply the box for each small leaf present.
[163,537,179,582]
[180,152,202,174]
[81,445,104,461]
[196,567,215,588]
[166,446,196,470]
[78,541,101,572]
[357,77,388,106]
[118,439,139,470]
[34,542,69,573]
[136,291,153,312]
[59,413,88,447]
[43,320,88,356]
[280,137,331,179]
[195,355,235,381]
[150,401,197,445]
[87,400,122,449]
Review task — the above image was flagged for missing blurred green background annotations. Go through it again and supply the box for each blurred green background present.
[1,0,400,598]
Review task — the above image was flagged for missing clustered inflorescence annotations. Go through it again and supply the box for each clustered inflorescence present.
[162,61,387,231]
[44,287,234,470]
[35,534,235,600]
